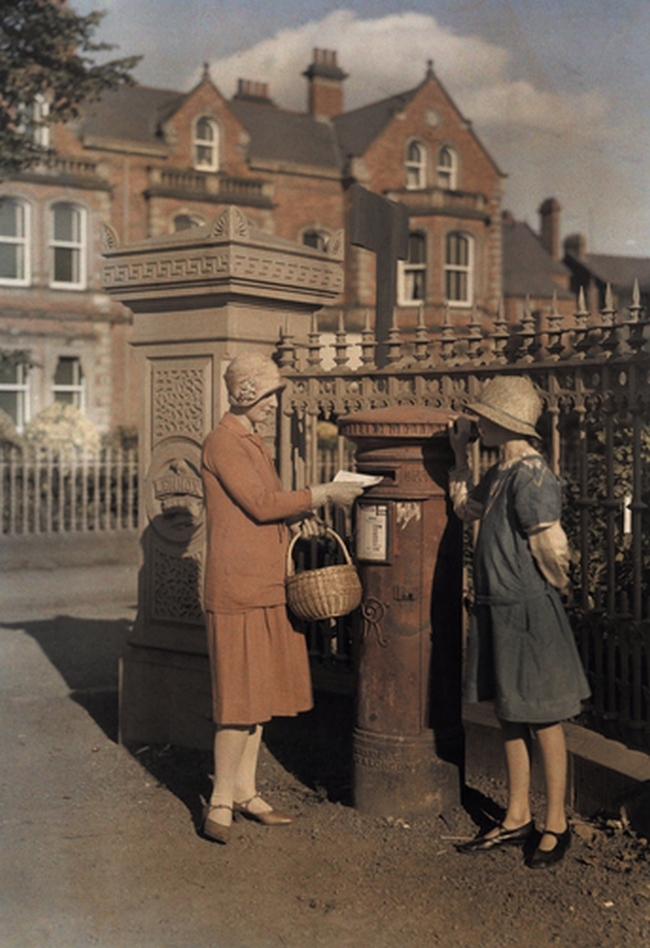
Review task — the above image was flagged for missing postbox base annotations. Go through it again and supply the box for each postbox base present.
[352,727,460,817]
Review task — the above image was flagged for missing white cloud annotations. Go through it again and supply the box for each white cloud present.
[196,8,609,142]
[195,9,508,109]
[459,81,608,134]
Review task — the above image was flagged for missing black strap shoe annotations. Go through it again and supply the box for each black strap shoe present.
[457,820,535,854]
[528,827,571,868]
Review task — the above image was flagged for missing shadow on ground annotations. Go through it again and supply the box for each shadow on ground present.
[6,613,506,836]
[4,615,132,743]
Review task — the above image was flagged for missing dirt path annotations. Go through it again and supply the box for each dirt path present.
[1,567,649,948]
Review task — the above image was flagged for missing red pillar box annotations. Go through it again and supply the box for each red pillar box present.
[338,406,463,817]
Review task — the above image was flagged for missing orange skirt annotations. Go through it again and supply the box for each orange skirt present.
[206,606,313,726]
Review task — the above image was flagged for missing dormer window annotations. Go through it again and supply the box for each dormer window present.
[405,141,426,190]
[16,94,50,150]
[31,94,50,149]
[437,146,457,190]
[193,117,219,171]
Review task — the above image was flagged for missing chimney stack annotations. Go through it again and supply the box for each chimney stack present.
[303,49,347,119]
[538,198,561,261]
[233,79,273,105]
[564,233,587,261]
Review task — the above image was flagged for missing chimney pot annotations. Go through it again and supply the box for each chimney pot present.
[564,233,587,260]
[538,197,562,261]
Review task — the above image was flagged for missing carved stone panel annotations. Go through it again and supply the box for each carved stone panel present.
[151,547,204,625]
[151,359,210,444]
[145,437,204,547]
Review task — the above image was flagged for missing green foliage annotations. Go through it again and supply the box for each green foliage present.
[23,402,100,456]
[0,0,140,171]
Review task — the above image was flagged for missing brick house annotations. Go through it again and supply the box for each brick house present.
[562,233,650,317]
[0,50,509,432]
[502,198,574,332]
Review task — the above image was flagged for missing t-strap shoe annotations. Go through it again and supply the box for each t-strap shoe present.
[457,820,534,853]
[202,803,232,844]
[233,793,293,826]
[528,827,571,868]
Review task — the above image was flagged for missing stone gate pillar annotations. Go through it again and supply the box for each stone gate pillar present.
[101,208,343,748]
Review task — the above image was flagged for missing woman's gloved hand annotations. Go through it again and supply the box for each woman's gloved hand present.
[309,480,366,508]
[289,514,327,538]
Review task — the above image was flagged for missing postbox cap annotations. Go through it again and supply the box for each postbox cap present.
[467,375,542,438]
[224,352,285,408]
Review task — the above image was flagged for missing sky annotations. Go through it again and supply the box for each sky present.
[73,0,650,257]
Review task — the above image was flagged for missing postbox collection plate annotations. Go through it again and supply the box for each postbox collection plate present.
[356,501,392,563]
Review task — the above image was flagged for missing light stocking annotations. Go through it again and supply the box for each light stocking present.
[233,724,272,815]
[209,726,250,826]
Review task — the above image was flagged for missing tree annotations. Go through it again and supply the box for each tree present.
[0,0,140,171]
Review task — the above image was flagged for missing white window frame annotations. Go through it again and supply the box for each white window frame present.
[398,231,427,306]
[445,231,473,307]
[17,95,50,149]
[32,94,50,149]
[50,202,87,290]
[0,197,31,286]
[52,356,85,411]
[405,140,426,191]
[437,146,457,190]
[193,117,219,172]
[0,361,30,431]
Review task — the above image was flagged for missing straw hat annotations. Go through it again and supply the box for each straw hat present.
[467,375,542,438]
[224,352,285,408]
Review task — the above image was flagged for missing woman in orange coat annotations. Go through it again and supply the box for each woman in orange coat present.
[201,351,363,843]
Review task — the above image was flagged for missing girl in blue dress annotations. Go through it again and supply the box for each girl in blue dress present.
[448,375,590,868]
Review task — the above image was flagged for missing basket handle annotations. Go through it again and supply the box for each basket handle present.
[286,526,353,578]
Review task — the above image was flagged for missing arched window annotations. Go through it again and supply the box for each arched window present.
[302,229,328,252]
[53,356,85,410]
[174,213,204,232]
[437,146,457,190]
[0,198,30,285]
[398,231,426,305]
[405,141,426,190]
[445,232,473,305]
[193,117,219,171]
[50,202,86,288]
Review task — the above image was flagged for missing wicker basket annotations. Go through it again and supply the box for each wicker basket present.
[286,527,363,621]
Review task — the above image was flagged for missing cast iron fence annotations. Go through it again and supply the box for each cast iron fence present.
[0,445,138,536]
[277,289,650,751]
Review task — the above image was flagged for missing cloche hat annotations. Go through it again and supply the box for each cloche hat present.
[224,352,285,408]
[467,375,542,439]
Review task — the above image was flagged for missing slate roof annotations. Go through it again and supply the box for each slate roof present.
[332,87,420,158]
[229,100,340,169]
[503,219,572,299]
[572,253,650,292]
[80,85,186,147]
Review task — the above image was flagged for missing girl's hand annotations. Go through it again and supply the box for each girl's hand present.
[448,416,473,463]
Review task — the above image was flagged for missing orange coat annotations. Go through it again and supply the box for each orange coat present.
[201,412,312,613]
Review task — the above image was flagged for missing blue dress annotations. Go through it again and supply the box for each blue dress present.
[465,455,590,723]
